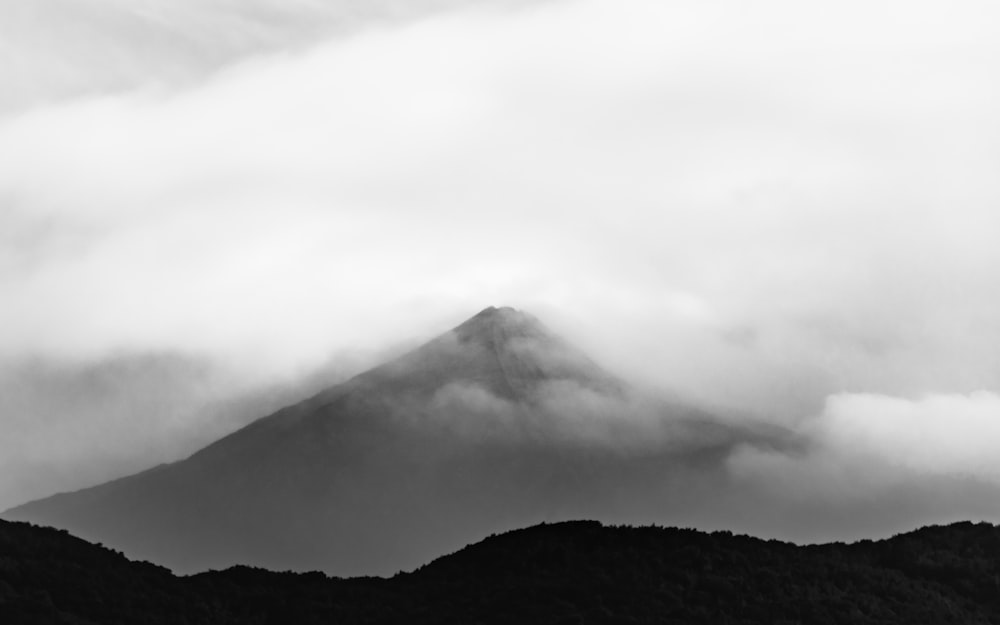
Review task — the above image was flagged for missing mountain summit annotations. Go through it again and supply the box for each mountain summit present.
[347,306,622,404]
[3,307,752,576]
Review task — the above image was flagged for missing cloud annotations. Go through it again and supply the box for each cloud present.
[724,391,1000,539]
[0,0,545,111]
[2,0,998,388]
[802,391,1000,481]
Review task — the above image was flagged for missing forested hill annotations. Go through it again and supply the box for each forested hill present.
[3,518,1000,624]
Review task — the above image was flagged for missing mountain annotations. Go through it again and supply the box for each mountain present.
[2,306,779,576]
[4,517,1000,624]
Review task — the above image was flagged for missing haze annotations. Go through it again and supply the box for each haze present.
[2,0,1000,543]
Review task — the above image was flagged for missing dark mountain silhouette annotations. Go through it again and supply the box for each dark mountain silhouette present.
[2,306,787,576]
[4,517,1000,624]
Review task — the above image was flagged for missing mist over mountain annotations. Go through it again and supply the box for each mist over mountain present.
[3,306,789,575]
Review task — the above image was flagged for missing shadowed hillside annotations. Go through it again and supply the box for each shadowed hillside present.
[3,519,1000,624]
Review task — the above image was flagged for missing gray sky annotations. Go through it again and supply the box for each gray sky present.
[3,0,1000,517]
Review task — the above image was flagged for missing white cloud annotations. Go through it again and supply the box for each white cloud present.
[0,0,544,111]
[730,391,1000,494]
[821,392,1000,479]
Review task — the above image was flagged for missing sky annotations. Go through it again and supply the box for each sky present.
[2,0,1000,523]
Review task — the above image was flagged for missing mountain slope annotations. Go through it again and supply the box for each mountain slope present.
[2,306,779,576]
[3,518,1000,625]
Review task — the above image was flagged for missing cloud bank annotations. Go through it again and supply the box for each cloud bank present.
[733,391,1000,487]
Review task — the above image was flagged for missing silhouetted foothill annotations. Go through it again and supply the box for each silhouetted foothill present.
[4,518,1000,625]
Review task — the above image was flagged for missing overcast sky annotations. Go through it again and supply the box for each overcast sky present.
[3,0,1000,519]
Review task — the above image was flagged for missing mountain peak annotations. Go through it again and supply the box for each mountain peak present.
[466,305,529,324]
[348,306,621,403]
[479,305,516,315]
[454,306,542,344]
